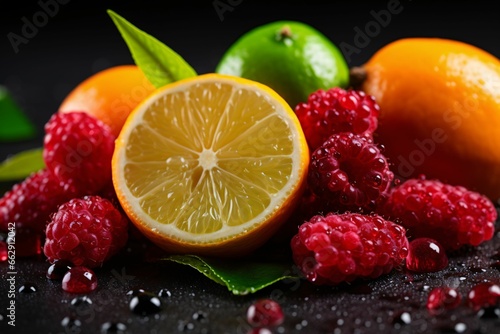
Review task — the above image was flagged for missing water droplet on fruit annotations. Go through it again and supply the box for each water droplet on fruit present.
[100,321,127,333]
[62,266,97,294]
[61,316,82,331]
[467,282,500,310]
[247,299,284,327]
[47,260,73,280]
[18,283,37,293]
[70,295,93,307]
[406,238,448,272]
[426,287,461,315]
[129,292,162,316]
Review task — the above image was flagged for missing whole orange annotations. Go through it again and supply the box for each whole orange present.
[59,65,155,137]
[360,38,500,200]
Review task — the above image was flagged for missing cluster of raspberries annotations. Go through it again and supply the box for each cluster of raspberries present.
[0,112,128,267]
[291,88,497,285]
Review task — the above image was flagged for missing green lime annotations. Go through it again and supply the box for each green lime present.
[216,21,349,108]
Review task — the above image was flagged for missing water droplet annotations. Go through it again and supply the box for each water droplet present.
[47,260,73,280]
[100,321,127,333]
[129,292,162,316]
[246,299,284,327]
[18,283,37,293]
[71,295,93,307]
[192,311,207,322]
[426,287,461,315]
[392,311,411,327]
[406,238,448,273]
[477,305,500,319]
[62,266,97,294]
[126,288,145,297]
[454,323,467,333]
[158,288,172,298]
[467,282,500,310]
[61,316,82,331]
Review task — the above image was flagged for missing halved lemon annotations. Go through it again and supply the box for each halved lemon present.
[112,73,309,257]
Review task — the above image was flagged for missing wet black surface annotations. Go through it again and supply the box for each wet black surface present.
[1,225,500,334]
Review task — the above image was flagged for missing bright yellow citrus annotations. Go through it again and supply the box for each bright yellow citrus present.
[59,65,155,137]
[112,73,309,257]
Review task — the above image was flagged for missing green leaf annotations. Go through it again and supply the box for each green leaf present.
[0,148,44,181]
[0,86,36,142]
[164,255,299,295]
[107,9,197,88]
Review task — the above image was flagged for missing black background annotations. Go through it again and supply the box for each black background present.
[1,0,500,161]
[1,1,500,334]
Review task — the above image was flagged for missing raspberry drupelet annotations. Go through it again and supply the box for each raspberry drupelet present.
[308,132,394,212]
[43,111,115,194]
[291,213,408,285]
[0,168,77,233]
[44,196,128,268]
[382,177,496,250]
[295,87,379,151]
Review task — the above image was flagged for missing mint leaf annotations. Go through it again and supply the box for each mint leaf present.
[107,10,197,88]
[0,86,36,142]
[0,148,44,181]
[164,255,299,295]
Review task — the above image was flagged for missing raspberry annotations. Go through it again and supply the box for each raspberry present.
[43,196,128,268]
[308,132,394,212]
[0,169,76,233]
[295,88,379,151]
[291,213,408,285]
[43,112,115,194]
[382,178,497,250]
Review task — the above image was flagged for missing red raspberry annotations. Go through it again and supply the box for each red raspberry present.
[308,132,393,212]
[295,88,379,151]
[0,169,76,233]
[382,178,497,250]
[43,196,128,268]
[43,112,115,194]
[291,213,408,285]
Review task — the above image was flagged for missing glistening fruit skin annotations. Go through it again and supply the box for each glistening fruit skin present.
[43,196,128,268]
[291,213,408,285]
[216,21,349,108]
[308,132,393,212]
[295,88,379,151]
[112,74,309,257]
[43,112,115,195]
[0,169,76,233]
[382,178,496,250]
[59,65,155,137]
[360,38,500,200]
